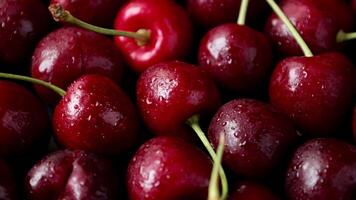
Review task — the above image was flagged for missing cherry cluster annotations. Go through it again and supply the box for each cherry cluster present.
[0,0,356,199]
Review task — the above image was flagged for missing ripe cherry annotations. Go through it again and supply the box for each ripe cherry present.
[230,181,280,200]
[0,160,18,200]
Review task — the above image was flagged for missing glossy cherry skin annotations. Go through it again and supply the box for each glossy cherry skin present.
[230,182,280,200]
[265,0,340,56]
[50,0,125,27]
[114,0,193,72]
[186,0,267,29]
[32,27,124,105]
[127,136,212,200]
[136,61,220,137]
[198,24,272,94]
[53,75,139,155]
[25,150,118,200]
[0,81,49,157]
[0,0,50,66]
[269,52,354,136]
[286,138,356,200]
[208,99,299,178]
[0,160,18,200]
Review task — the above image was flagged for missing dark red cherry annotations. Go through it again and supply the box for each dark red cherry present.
[269,52,354,136]
[50,0,125,27]
[31,27,124,105]
[208,99,299,178]
[53,74,139,155]
[265,0,340,56]
[114,0,193,72]
[230,181,280,200]
[0,0,50,66]
[286,138,356,200]
[0,81,49,157]
[127,136,212,200]
[25,150,118,200]
[198,24,272,94]
[136,61,220,137]
[0,160,17,200]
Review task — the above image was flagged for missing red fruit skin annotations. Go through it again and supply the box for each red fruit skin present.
[0,81,49,157]
[31,27,124,105]
[114,0,193,72]
[26,150,119,200]
[0,161,17,200]
[286,138,356,200]
[208,99,299,178]
[198,24,273,93]
[53,75,139,155]
[264,0,339,56]
[269,52,354,136]
[136,61,220,137]
[0,0,50,65]
[230,182,280,200]
[50,0,125,27]
[127,136,212,200]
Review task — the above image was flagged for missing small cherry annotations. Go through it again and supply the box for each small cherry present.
[31,27,124,105]
[286,138,356,200]
[0,160,18,200]
[0,0,51,66]
[25,150,119,199]
[49,0,193,73]
[230,181,280,200]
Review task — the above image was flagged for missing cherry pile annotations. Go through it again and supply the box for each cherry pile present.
[0,0,355,199]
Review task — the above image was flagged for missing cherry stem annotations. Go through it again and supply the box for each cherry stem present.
[336,30,356,43]
[0,73,66,97]
[186,115,228,200]
[208,134,225,200]
[237,0,250,25]
[265,0,314,57]
[48,4,151,46]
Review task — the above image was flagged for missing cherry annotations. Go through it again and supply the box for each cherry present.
[208,99,299,178]
[230,181,280,200]
[0,0,50,66]
[286,138,356,200]
[50,0,125,27]
[136,61,220,138]
[31,27,124,105]
[0,160,18,200]
[127,136,212,200]
[25,150,119,200]
[53,74,139,155]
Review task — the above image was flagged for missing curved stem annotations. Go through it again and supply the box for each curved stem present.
[186,115,228,200]
[336,30,356,43]
[265,0,313,57]
[237,0,250,25]
[48,4,151,46]
[208,135,225,200]
[0,73,66,97]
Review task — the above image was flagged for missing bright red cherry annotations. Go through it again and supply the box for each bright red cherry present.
[198,24,272,94]
[25,150,119,200]
[230,181,280,200]
[269,52,354,136]
[0,160,17,200]
[53,74,139,155]
[136,61,220,137]
[127,136,212,200]
[31,27,124,105]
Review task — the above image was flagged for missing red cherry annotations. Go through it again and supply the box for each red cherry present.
[31,27,124,105]
[230,181,280,200]
[25,150,119,199]
[136,61,220,137]
[208,99,299,178]
[0,160,18,200]
[127,136,212,200]
[53,74,139,155]
[269,52,354,136]
[198,24,273,94]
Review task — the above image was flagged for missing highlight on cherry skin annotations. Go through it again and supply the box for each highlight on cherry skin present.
[0,0,356,199]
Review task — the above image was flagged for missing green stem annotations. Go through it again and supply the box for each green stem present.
[0,73,66,97]
[265,0,313,57]
[48,4,151,46]
[237,0,250,25]
[208,135,225,200]
[186,115,228,200]
[336,30,356,43]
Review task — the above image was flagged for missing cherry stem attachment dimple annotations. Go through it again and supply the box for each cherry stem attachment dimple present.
[186,115,228,200]
[208,134,225,200]
[0,73,66,97]
[336,30,356,43]
[265,0,313,57]
[237,0,250,25]
[48,4,151,46]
